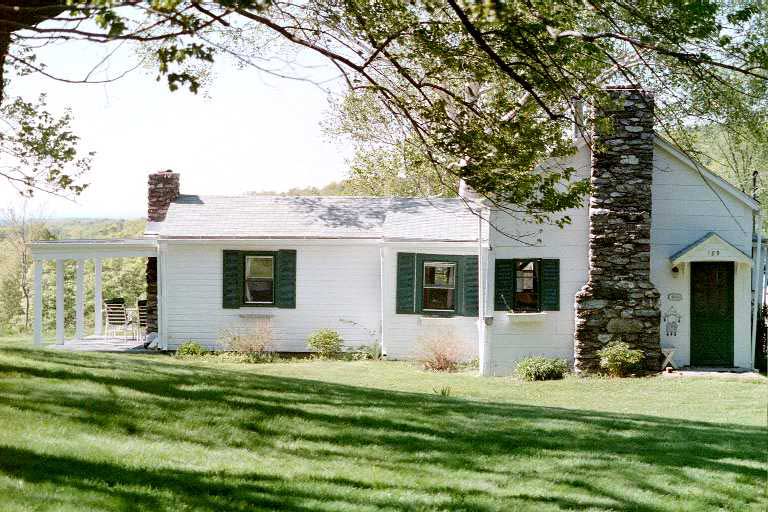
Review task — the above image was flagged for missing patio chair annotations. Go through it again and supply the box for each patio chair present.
[104,298,132,341]
[137,299,148,345]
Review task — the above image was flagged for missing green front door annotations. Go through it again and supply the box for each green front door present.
[690,262,734,367]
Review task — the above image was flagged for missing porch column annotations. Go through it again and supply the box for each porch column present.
[94,258,103,336]
[56,259,64,344]
[75,259,85,340]
[33,259,43,345]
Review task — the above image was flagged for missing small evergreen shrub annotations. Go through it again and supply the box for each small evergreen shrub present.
[515,357,569,381]
[307,329,344,358]
[176,341,205,357]
[598,341,644,377]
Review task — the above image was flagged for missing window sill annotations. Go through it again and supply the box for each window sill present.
[505,312,547,322]
[238,312,275,319]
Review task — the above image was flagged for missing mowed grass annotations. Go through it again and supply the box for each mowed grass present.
[0,339,765,511]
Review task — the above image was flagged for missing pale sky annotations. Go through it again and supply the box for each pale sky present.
[3,38,351,219]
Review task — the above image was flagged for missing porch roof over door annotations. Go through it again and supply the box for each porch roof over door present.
[670,232,752,267]
[29,238,158,260]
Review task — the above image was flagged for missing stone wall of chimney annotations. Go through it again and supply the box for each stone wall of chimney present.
[574,88,662,373]
[146,170,179,334]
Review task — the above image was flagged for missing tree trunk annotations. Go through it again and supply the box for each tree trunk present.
[0,24,11,104]
[0,2,70,105]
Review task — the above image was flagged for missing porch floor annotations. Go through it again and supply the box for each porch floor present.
[48,335,155,353]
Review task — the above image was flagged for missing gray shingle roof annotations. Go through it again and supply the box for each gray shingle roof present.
[146,195,480,241]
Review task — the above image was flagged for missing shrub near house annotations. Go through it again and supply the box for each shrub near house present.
[515,357,569,381]
[307,329,344,359]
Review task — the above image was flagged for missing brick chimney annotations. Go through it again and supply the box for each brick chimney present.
[147,170,180,222]
[146,170,180,334]
[574,87,662,373]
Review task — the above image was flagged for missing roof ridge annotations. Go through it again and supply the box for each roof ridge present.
[174,194,464,201]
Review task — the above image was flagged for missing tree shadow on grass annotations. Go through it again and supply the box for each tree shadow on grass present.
[0,347,765,511]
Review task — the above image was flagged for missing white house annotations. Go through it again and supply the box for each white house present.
[29,88,767,374]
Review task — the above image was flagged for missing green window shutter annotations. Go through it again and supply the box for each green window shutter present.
[494,259,515,311]
[540,259,560,311]
[222,250,244,309]
[276,249,297,308]
[461,255,479,316]
[396,252,417,314]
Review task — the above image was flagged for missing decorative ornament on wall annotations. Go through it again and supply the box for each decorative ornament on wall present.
[663,305,682,337]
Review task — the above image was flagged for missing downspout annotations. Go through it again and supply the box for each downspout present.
[478,206,492,376]
[751,212,763,369]
[477,212,486,375]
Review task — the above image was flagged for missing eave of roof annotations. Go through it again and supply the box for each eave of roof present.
[670,231,752,265]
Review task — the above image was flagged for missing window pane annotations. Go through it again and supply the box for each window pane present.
[514,260,539,312]
[423,288,455,310]
[247,256,273,278]
[245,279,273,303]
[424,263,455,288]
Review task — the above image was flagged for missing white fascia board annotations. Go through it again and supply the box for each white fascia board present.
[29,239,158,260]
[160,237,480,248]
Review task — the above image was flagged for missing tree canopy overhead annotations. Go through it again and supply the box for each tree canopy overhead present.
[3,1,766,224]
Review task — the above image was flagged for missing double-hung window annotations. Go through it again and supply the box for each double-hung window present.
[513,259,539,312]
[244,255,275,304]
[395,252,479,316]
[222,250,296,309]
[494,258,560,312]
[422,261,457,312]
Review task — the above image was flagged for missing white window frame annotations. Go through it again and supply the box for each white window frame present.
[422,261,457,312]
[244,255,275,305]
[513,259,540,313]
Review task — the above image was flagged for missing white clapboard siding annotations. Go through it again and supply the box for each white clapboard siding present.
[380,244,480,360]
[485,147,590,375]
[484,140,757,374]
[162,243,382,351]
[651,143,755,368]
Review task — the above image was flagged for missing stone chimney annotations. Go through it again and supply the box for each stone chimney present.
[574,87,662,373]
[146,170,180,334]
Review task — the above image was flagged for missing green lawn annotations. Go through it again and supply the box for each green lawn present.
[0,339,765,511]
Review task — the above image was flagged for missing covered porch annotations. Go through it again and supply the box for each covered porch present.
[28,239,159,349]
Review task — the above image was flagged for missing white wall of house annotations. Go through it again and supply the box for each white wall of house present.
[160,241,383,351]
[483,139,757,374]
[485,147,591,375]
[380,243,481,361]
[159,239,481,356]
[650,142,756,368]
[155,139,756,369]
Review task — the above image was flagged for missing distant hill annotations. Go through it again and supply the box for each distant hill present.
[247,181,353,196]
[46,218,146,240]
